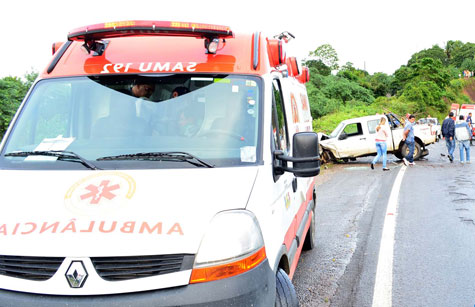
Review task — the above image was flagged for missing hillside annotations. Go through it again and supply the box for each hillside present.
[463,78,475,102]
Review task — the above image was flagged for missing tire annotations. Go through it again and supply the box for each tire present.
[302,210,315,251]
[321,150,333,163]
[275,268,299,307]
[400,142,422,160]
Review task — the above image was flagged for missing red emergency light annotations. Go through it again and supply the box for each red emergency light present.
[68,20,233,41]
[297,67,310,84]
[286,57,300,77]
[267,38,286,68]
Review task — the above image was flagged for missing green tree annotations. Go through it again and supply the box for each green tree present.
[400,81,446,113]
[337,62,371,88]
[445,40,464,62]
[391,65,412,94]
[305,59,331,76]
[461,58,475,72]
[307,44,339,71]
[0,72,37,138]
[408,58,451,89]
[368,72,394,97]
[408,45,448,66]
[450,42,475,68]
[306,70,375,119]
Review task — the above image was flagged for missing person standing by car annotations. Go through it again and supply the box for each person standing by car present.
[371,117,390,171]
[455,114,471,163]
[402,114,416,166]
[466,112,473,146]
[442,112,456,162]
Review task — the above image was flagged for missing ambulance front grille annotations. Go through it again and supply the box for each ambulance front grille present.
[0,255,64,281]
[91,254,195,281]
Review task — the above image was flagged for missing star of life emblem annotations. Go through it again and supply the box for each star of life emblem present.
[65,172,136,216]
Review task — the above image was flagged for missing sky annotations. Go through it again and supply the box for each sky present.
[1,0,474,78]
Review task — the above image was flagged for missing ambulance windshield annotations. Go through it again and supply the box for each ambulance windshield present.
[1,74,262,170]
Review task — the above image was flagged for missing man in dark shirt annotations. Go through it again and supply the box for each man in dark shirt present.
[442,112,456,162]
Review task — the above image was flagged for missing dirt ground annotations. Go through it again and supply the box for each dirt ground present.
[463,78,475,102]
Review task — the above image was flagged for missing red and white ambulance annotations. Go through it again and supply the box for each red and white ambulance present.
[0,21,320,306]
[459,104,475,136]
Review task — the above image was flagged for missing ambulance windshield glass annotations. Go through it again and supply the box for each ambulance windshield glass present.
[1,74,262,170]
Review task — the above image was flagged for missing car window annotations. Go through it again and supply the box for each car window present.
[367,119,380,134]
[342,123,363,137]
[271,79,289,153]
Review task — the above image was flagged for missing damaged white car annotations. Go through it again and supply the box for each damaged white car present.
[319,113,437,163]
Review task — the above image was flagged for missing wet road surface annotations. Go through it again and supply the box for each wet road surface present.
[294,141,475,307]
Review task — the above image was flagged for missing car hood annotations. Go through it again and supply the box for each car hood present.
[0,167,258,257]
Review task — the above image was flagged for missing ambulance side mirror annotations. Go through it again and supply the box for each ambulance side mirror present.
[274,132,321,178]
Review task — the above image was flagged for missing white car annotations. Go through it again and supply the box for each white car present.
[320,113,437,162]
[417,118,441,140]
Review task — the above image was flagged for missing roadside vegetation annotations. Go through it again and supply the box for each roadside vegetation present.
[1,41,475,139]
[0,72,37,138]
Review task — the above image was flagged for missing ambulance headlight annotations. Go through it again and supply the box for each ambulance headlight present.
[189,210,267,283]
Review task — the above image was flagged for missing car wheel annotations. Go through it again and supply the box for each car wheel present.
[400,142,422,160]
[302,210,315,251]
[275,268,299,307]
[321,150,333,163]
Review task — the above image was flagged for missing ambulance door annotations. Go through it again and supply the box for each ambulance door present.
[271,78,298,259]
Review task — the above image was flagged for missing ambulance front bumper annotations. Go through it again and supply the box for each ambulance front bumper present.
[0,259,275,307]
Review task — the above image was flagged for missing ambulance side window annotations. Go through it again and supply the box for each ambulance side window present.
[272,79,289,153]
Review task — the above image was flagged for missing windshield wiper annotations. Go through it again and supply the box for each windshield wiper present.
[4,150,100,170]
[96,151,214,168]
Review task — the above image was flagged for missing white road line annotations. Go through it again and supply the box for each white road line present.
[371,165,407,307]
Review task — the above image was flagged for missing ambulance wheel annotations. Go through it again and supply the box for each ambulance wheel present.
[275,268,299,307]
[400,142,422,160]
[302,210,315,251]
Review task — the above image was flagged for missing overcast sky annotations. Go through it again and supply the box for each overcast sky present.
[1,0,474,78]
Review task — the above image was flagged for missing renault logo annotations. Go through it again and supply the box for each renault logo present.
[65,261,88,288]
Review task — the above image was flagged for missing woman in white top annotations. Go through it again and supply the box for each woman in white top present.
[371,117,390,171]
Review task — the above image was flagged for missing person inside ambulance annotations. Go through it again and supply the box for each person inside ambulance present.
[170,86,190,99]
[150,85,192,136]
[131,82,155,99]
[130,80,156,124]
[178,106,201,137]
[210,92,255,142]
[91,89,151,138]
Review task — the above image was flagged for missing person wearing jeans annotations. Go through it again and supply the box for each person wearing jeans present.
[371,117,390,171]
[402,114,416,166]
[442,112,456,162]
[455,114,471,163]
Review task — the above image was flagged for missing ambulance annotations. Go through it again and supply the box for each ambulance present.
[0,21,320,306]
[458,104,475,136]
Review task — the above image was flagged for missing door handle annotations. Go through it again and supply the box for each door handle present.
[360,138,366,140]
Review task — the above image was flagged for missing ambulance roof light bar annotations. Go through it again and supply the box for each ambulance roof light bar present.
[68,20,234,42]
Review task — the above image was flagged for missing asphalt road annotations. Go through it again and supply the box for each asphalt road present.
[293,140,475,307]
